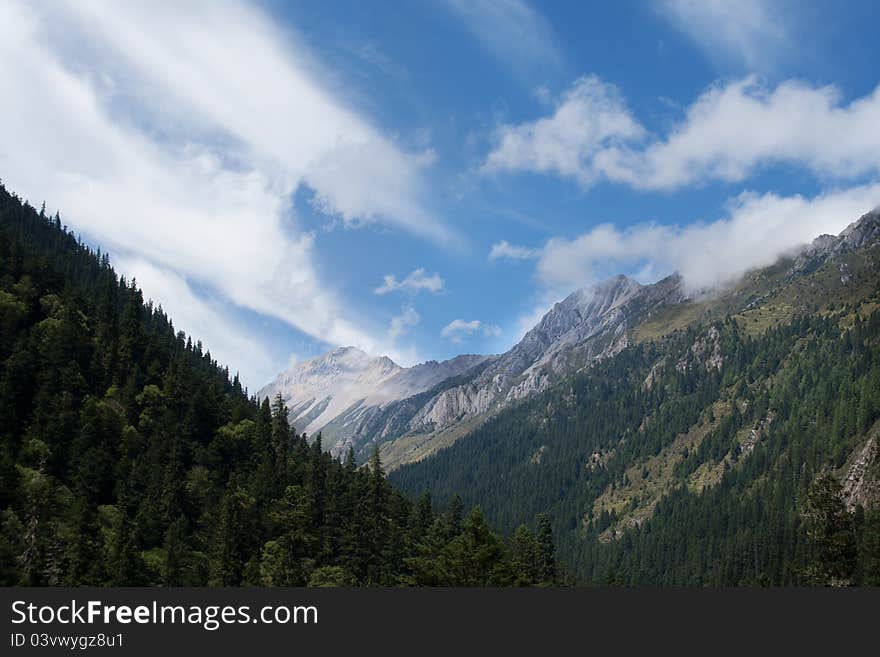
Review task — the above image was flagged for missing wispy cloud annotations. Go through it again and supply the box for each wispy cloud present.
[388,306,420,340]
[0,0,450,386]
[655,0,793,71]
[374,268,445,295]
[483,75,880,190]
[489,240,538,261]
[441,319,501,343]
[443,0,563,82]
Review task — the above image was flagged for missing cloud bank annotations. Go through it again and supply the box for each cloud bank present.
[502,185,880,294]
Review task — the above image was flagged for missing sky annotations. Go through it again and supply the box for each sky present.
[2,0,880,390]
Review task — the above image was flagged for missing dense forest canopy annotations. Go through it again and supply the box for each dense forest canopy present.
[0,184,558,587]
[393,265,880,585]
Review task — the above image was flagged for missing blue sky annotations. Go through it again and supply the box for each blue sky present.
[2,0,880,389]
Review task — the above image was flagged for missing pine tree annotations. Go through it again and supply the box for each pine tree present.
[442,507,511,586]
[209,477,254,586]
[446,494,463,538]
[269,393,290,477]
[856,509,880,585]
[109,509,147,586]
[803,470,858,586]
[511,525,538,585]
[161,515,190,586]
[365,448,390,584]
[410,492,434,543]
[535,513,556,585]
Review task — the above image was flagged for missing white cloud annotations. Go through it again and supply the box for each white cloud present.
[0,1,449,387]
[441,319,481,341]
[58,1,450,243]
[482,75,644,185]
[441,319,500,342]
[484,75,880,190]
[531,184,880,293]
[444,0,562,81]
[388,306,420,340]
[610,77,880,190]
[374,268,445,295]
[489,240,538,261]
[655,0,792,71]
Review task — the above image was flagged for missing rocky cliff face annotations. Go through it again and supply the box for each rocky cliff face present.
[257,347,488,455]
[407,274,687,437]
[842,432,880,513]
[792,209,880,276]
[838,209,880,252]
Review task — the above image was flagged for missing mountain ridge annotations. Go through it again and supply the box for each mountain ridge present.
[389,207,880,585]
[257,346,490,455]
[262,208,880,467]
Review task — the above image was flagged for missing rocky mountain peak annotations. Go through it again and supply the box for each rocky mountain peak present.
[257,346,490,450]
[570,274,642,309]
[265,347,402,398]
[792,208,880,273]
[839,208,880,251]
[524,275,642,349]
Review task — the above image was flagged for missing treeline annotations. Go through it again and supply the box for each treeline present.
[392,306,880,585]
[0,184,557,586]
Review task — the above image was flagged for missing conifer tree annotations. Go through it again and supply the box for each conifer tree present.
[803,471,858,586]
[535,513,556,585]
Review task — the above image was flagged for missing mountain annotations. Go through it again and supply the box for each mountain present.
[257,347,489,457]
[261,273,691,467]
[258,206,880,481]
[261,210,880,470]
[4,179,878,586]
[391,208,880,586]
[378,273,690,466]
[0,184,547,587]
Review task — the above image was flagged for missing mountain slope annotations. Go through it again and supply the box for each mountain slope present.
[0,184,541,587]
[262,209,880,470]
[391,208,880,585]
[377,273,689,467]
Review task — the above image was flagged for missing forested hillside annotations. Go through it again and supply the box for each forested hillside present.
[393,221,880,586]
[0,185,557,587]
[5,180,878,587]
